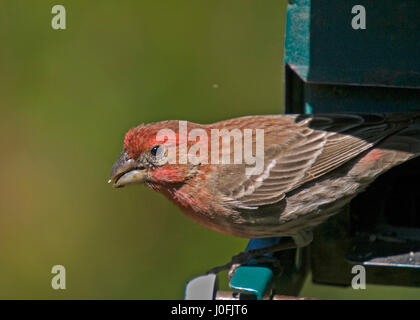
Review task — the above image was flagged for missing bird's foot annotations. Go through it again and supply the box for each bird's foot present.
[206,238,298,275]
[206,251,252,275]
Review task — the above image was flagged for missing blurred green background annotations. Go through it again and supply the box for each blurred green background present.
[0,0,419,299]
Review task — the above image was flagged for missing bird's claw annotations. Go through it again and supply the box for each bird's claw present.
[207,250,279,276]
[206,239,298,276]
[206,251,254,275]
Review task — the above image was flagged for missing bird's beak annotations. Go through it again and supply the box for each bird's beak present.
[108,152,147,188]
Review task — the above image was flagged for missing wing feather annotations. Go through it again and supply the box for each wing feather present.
[228,113,407,208]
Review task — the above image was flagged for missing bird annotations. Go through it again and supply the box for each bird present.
[109,113,420,267]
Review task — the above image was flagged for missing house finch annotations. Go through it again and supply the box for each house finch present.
[109,113,420,251]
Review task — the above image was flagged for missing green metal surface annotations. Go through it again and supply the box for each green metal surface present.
[285,0,420,114]
[285,0,420,88]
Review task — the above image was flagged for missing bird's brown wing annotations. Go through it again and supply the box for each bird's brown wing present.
[223,113,408,209]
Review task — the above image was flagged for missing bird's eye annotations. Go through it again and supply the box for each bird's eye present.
[150,145,160,157]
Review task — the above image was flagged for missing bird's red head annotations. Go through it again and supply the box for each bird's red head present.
[124,122,166,159]
[109,120,204,188]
